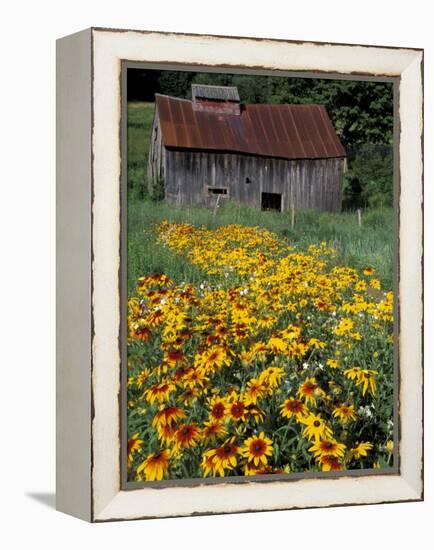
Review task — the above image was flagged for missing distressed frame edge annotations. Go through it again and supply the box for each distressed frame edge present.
[88,29,423,522]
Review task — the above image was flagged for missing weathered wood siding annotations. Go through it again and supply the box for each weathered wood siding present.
[163,149,344,212]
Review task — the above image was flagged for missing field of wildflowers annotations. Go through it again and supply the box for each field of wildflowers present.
[127,220,394,482]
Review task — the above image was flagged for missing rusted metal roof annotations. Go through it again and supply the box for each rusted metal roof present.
[155,94,346,160]
[192,84,240,102]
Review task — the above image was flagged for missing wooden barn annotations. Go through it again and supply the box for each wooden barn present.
[147,84,346,212]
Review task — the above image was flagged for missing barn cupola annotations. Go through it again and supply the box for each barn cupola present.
[191,84,241,115]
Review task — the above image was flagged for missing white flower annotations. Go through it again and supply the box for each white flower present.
[357,406,373,418]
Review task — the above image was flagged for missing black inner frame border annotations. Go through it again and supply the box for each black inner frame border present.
[119,60,401,491]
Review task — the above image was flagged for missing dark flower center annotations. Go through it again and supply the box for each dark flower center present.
[213,404,224,416]
[313,420,321,427]
[232,403,244,416]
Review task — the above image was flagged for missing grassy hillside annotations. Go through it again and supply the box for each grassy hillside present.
[127,102,155,199]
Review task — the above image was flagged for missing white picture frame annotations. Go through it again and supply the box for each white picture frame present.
[56,27,423,522]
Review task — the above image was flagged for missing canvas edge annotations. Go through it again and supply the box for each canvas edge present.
[56,28,93,522]
[86,29,423,522]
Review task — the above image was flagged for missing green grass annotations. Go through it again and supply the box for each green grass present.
[127,198,394,294]
[127,102,155,199]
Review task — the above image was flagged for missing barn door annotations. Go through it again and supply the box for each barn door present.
[261,192,282,212]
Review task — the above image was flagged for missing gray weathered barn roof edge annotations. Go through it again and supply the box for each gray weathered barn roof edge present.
[191,84,240,102]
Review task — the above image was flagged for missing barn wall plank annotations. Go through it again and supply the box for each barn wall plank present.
[162,148,344,212]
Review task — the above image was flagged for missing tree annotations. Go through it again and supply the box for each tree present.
[269,78,393,147]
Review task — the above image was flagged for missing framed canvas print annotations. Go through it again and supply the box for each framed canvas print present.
[56,28,423,522]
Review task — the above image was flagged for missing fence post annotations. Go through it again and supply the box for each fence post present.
[213,194,221,220]
[357,208,362,227]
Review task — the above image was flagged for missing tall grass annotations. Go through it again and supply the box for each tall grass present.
[127,198,394,293]
[127,102,155,199]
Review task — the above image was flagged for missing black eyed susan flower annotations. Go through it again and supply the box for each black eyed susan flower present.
[280,397,307,421]
[196,346,230,373]
[164,349,186,367]
[132,324,152,342]
[173,423,202,453]
[207,396,227,421]
[258,366,284,390]
[136,368,151,388]
[332,404,357,424]
[201,450,217,477]
[152,406,186,430]
[300,413,333,442]
[241,432,273,467]
[156,422,179,445]
[202,420,226,443]
[297,377,320,407]
[244,462,290,476]
[267,336,287,354]
[344,367,378,396]
[127,433,143,466]
[370,278,381,290]
[144,381,176,405]
[357,369,378,396]
[350,441,374,459]
[245,403,265,424]
[244,378,268,405]
[309,438,346,460]
[203,439,239,477]
[182,367,209,390]
[318,454,343,472]
[344,366,362,381]
[334,317,355,336]
[137,449,170,481]
[231,402,247,422]
[326,358,340,369]
[228,398,247,422]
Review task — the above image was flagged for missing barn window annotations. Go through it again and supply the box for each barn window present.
[207,187,228,196]
[261,192,282,212]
